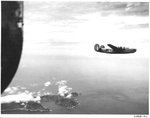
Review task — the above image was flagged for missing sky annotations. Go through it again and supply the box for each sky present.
[23,2,149,56]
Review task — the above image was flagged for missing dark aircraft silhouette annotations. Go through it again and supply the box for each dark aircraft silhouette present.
[1,1,23,93]
[94,44,136,54]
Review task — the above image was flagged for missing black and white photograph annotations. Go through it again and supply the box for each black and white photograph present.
[1,0,149,115]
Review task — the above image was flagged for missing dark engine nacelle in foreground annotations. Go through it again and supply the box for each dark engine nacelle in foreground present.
[1,1,23,93]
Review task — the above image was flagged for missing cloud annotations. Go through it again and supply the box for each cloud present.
[25,2,148,24]
[25,2,98,22]
[44,81,51,87]
[1,80,73,103]
[1,92,41,103]
[98,2,149,17]
[56,80,67,87]
[4,87,16,94]
[23,2,149,56]
[123,23,149,29]
[56,80,72,97]
[4,86,20,94]
[43,92,51,95]
[58,85,72,97]
[50,41,79,46]
[124,3,148,16]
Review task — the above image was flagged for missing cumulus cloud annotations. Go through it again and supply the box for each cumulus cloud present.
[2,86,42,103]
[58,85,72,97]
[4,87,14,93]
[25,90,30,94]
[1,92,41,103]
[1,80,77,104]
[44,81,51,87]
[56,80,72,97]
[43,92,51,95]
[4,86,28,95]
[4,86,19,94]
[56,80,67,87]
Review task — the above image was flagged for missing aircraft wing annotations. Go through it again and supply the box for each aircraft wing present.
[107,44,118,51]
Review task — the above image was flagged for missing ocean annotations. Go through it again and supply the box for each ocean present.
[2,50,149,114]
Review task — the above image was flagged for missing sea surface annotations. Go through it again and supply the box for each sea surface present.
[1,50,149,114]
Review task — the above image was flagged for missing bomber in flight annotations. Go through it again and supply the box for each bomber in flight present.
[94,44,136,54]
